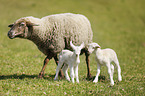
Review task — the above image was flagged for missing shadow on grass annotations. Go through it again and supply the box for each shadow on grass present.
[0,74,55,81]
[86,75,106,81]
[0,74,106,82]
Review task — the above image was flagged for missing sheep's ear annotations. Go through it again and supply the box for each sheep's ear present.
[80,42,84,49]
[26,22,39,27]
[8,24,14,28]
[70,41,76,50]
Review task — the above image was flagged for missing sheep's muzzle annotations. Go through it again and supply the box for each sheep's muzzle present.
[8,31,23,39]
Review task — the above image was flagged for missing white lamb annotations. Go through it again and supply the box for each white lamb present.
[88,43,122,86]
[54,41,84,83]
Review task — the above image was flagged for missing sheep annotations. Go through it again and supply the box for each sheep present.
[54,41,84,83]
[7,13,93,79]
[88,43,122,86]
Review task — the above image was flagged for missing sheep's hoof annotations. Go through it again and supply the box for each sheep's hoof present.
[59,75,65,79]
[87,74,93,80]
[38,73,44,78]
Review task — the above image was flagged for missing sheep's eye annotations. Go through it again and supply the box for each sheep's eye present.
[20,23,25,26]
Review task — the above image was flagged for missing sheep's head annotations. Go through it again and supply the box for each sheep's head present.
[70,41,84,64]
[88,43,101,54]
[8,20,39,39]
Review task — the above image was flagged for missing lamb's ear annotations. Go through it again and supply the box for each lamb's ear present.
[94,45,101,49]
[70,41,76,50]
[8,24,14,28]
[80,42,85,49]
[26,22,39,27]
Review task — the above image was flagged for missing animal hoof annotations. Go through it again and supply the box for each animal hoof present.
[76,80,79,83]
[54,78,58,81]
[87,74,93,80]
[59,75,65,79]
[110,83,114,86]
[118,77,122,82]
[38,73,44,78]
[93,80,98,83]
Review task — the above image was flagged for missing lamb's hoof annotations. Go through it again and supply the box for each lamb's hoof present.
[76,80,79,83]
[54,78,58,81]
[66,79,71,82]
[118,78,122,82]
[118,79,122,82]
[93,80,98,83]
[110,83,114,86]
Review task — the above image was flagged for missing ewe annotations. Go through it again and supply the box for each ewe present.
[8,13,93,79]
[54,41,84,83]
[88,43,122,86]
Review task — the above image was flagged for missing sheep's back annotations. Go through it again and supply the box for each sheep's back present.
[33,13,93,56]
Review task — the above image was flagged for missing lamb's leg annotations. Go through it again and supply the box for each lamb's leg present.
[74,65,79,83]
[110,64,114,79]
[114,59,122,81]
[93,64,101,83]
[54,61,64,80]
[38,56,50,78]
[54,55,64,79]
[69,65,75,83]
[85,51,92,79]
[62,64,70,81]
[106,63,114,86]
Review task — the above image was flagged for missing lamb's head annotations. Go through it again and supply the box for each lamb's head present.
[8,18,39,39]
[88,43,101,54]
[70,41,84,64]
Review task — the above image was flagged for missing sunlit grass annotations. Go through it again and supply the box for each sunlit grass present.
[0,0,145,95]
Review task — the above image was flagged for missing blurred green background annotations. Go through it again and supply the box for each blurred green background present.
[0,0,145,95]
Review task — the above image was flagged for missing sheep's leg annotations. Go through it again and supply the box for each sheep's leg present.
[69,65,75,83]
[54,61,64,80]
[85,51,92,79]
[62,64,70,81]
[54,55,64,79]
[93,64,101,83]
[38,56,50,78]
[74,65,79,83]
[114,59,122,81]
[106,63,114,86]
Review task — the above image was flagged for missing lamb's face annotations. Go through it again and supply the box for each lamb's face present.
[88,43,100,54]
[70,41,84,64]
[73,47,83,64]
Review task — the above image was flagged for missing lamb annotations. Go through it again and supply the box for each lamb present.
[88,43,122,86]
[7,13,93,79]
[54,41,84,83]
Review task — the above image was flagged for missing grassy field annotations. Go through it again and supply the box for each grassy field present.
[0,0,145,95]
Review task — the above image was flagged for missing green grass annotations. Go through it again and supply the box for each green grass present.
[0,0,145,95]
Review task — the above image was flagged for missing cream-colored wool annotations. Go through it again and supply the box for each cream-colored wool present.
[14,13,93,57]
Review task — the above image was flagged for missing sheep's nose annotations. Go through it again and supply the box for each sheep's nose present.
[8,31,14,39]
